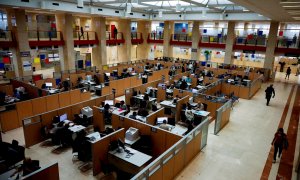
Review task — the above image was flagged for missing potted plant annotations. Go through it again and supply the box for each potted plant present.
[204,50,211,61]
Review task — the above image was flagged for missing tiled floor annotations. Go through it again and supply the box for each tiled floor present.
[1,72,299,180]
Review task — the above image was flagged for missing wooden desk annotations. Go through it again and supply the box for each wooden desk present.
[160,100,176,108]
[108,146,152,174]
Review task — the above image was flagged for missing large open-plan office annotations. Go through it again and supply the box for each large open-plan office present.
[0,0,299,179]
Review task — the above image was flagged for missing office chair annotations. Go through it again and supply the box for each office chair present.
[115,103,121,108]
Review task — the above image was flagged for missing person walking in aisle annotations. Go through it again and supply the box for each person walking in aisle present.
[265,84,275,106]
[285,67,291,80]
[271,128,288,163]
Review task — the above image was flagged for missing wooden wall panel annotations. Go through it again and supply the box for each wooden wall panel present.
[35,80,45,89]
[93,107,105,132]
[151,129,166,157]
[70,89,81,104]
[59,92,71,108]
[46,94,59,111]
[157,87,165,103]
[80,91,91,101]
[41,111,58,127]
[184,138,194,165]
[23,163,59,180]
[239,86,250,99]
[31,97,47,115]
[149,168,163,180]
[23,122,42,148]
[162,155,175,180]
[16,100,33,126]
[0,110,19,132]
[102,86,110,96]
[173,148,185,176]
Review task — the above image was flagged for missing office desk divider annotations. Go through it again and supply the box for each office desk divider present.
[175,95,190,122]
[11,79,42,98]
[22,162,59,180]
[131,117,209,180]
[0,84,13,96]
[146,108,165,125]
[22,94,111,148]
[111,114,182,160]
[92,128,125,176]
[214,100,232,135]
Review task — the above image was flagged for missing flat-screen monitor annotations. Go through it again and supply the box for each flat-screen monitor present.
[86,75,92,81]
[104,100,114,106]
[60,113,67,122]
[105,73,110,77]
[192,89,199,93]
[157,117,168,124]
[45,82,52,87]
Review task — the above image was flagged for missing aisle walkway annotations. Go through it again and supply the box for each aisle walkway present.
[176,72,300,180]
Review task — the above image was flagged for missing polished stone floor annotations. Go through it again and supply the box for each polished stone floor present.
[1,72,299,180]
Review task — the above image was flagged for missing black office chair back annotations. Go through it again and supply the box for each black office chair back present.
[115,103,121,108]
[203,103,208,111]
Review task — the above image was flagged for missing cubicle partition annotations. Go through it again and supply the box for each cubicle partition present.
[92,128,125,176]
[11,79,42,98]
[214,100,232,135]
[131,117,209,180]
[111,115,182,158]
[22,94,111,148]
[249,74,263,98]
[22,162,59,180]
[146,108,165,125]
[0,84,13,96]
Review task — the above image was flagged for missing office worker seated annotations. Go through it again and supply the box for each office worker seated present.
[180,80,187,90]
[195,103,204,111]
[159,120,170,131]
[138,108,149,117]
[41,84,47,90]
[120,100,127,110]
[185,106,194,122]
[185,76,192,84]
[129,111,137,120]
[173,95,180,104]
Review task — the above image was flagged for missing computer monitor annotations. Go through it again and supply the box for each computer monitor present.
[105,73,110,77]
[157,117,168,124]
[104,100,114,106]
[86,75,92,81]
[45,82,52,87]
[60,113,67,122]
[192,89,199,94]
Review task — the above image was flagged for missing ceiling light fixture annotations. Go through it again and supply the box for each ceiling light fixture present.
[126,4,132,13]
[159,10,163,18]
[77,0,84,8]
[280,1,300,4]
[283,5,300,7]
[176,3,181,12]
[243,8,249,11]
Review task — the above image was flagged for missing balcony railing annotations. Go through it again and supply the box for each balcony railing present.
[277,37,300,49]
[201,35,226,44]
[0,30,15,42]
[148,32,164,40]
[73,31,97,41]
[171,34,192,42]
[235,36,267,46]
[131,32,142,40]
[28,30,63,41]
[106,32,124,40]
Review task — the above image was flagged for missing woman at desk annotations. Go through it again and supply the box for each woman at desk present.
[195,103,204,111]
[120,101,127,111]
[185,106,194,122]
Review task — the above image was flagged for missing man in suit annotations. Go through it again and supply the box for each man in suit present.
[265,84,275,106]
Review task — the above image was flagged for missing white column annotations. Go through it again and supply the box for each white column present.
[191,21,200,60]
[224,21,236,64]
[264,21,279,69]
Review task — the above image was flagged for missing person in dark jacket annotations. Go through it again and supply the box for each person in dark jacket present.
[265,84,275,106]
[285,67,291,80]
[271,128,288,163]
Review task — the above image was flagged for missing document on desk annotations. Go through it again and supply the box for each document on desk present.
[109,147,152,167]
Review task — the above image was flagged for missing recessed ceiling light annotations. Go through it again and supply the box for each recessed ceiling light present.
[243,8,249,12]
[258,14,263,16]
[280,1,300,4]
[283,5,300,7]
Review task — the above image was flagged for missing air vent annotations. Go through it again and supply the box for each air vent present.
[130,13,133,15]
[21,0,29,2]
[115,11,119,13]
[52,3,59,6]
[98,8,102,11]
[142,14,146,16]
[77,6,83,9]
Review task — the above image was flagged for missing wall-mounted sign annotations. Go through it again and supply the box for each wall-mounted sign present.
[243,50,255,54]
[20,51,31,57]
[191,48,197,53]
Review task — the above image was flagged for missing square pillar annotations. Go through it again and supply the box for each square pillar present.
[163,21,174,57]
[15,9,32,77]
[91,17,107,67]
[118,19,131,62]
[264,21,279,70]
[137,21,151,60]
[56,14,75,71]
[191,21,200,61]
[224,21,236,65]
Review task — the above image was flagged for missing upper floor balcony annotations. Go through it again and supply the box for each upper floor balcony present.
[28,30,64,47]
[170,34,192,46]
[147,32,164,44]
[73,31,99,46]
[0,30,17,48]
[106,32,125,45]
[233,35,267,52]
[199,35,226,49]
[275,29,300,55]
[131,32,143,45]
